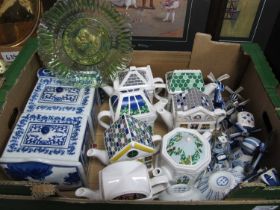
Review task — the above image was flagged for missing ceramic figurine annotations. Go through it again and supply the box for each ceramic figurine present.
[224,86,249,116]
[98,89,158,129]
[75,161,169,200]
[87,115,162,165]
[260,168,280,186]
[156,128,212,185]
[229,111,260,139]
[206,72,230,109]
[25,68,100,140]
[0,112,92,189]
[102,65,165,102]
[155,88,226,132]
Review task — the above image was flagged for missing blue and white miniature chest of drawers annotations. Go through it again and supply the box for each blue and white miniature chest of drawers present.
[24,68,100,140]
[0,112,92,189]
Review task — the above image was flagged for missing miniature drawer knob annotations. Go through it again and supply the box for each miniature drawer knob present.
[55,87,64,93]
[41,126,50,135]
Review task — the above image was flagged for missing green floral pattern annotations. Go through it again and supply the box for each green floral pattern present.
[166,132,204,165]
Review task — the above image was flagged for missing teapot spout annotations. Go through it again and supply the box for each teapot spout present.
[154,99,173,130]
[101,85,114,97]
[87,148,110,165]
[75,187,102,200]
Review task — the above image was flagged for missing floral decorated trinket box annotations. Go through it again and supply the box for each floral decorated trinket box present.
[0,112,93,189]
[24,68,100,139]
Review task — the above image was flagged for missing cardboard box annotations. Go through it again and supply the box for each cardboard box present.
[0,33,280,209]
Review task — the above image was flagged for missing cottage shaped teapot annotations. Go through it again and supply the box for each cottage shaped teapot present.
[98,89,162,129]
[101,65,165,102]
[154,88,226,132]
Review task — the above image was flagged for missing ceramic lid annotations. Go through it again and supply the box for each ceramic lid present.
[114,66,154,91]
[162,128,211,174]
[104,115,154,160]
[166,70,205,94]
[25,69,95,115]
[0,112,88,163]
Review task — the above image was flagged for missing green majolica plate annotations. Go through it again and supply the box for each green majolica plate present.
[38,0,132,87]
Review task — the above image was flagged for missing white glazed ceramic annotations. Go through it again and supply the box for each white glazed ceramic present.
[158,184,204,201]
[155,88,226,132]
[260,168,280,186]
[0,112,92,189]
[196,170,238,200]
[98,89,158,129]
[231,148,253,169]
[101,65,166,102]
[236,111,255,129]
[75,161,169,200]
[25,68,100,140]
[156,127,212,185]
[87,115,162,165]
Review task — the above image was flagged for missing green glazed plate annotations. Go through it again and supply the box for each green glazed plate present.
[37,0,132,87]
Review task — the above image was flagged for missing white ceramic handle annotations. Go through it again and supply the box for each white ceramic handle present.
[150,175,169,195]
[153,77,166,101]
[152,135,162,152]
[97,111,112,129]
[152,135,162,143]
[153,77,164,84]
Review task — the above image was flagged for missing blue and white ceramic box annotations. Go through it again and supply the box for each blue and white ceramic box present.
[24,68,100,140]
[0,112,92,189]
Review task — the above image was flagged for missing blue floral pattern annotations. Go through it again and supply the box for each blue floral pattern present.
[5,162,53,181]
[64,171,81,185]
[6,113,82,156]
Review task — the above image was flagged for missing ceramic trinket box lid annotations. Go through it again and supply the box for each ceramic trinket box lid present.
[0,112,92,189]
[25,68,97,115]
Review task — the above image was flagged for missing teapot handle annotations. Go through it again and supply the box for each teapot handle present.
[150,174,169,196]
[97,111,112,129]
[152,135,162,152]
[153,77,166,101]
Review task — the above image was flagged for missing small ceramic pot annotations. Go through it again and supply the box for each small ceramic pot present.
[156,127,212,185]
[98,89,157,129]
[75,161,169,200]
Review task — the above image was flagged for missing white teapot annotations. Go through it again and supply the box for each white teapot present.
[98,89,164,130]
[101,65,165,102]
[154,88,226,132]
[75,161,168,200]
